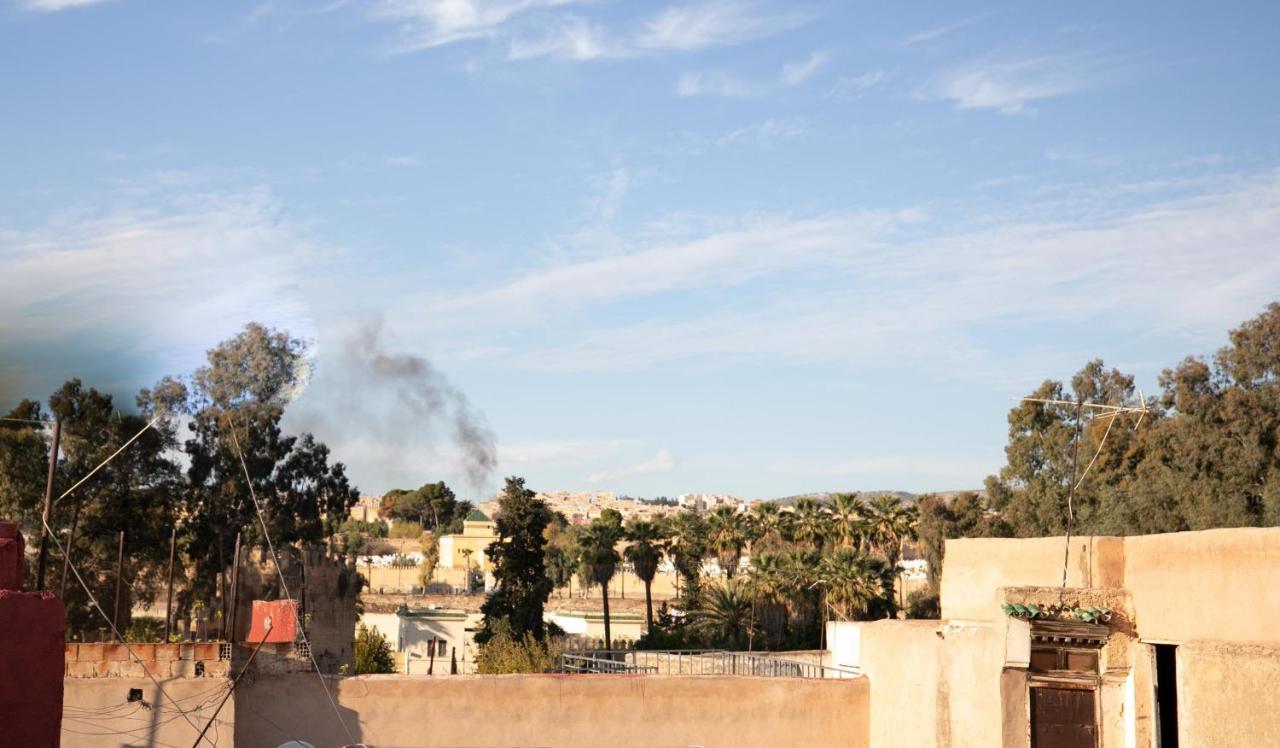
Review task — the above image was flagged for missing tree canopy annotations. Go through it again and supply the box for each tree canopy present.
[987,301,1280,536]
[476,476,554,645]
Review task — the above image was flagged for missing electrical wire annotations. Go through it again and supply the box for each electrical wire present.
[38,513,211,745]
[53,416,159,507]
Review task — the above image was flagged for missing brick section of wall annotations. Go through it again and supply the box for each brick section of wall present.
[64,641,232,679]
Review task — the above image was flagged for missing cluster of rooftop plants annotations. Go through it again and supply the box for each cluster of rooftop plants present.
[1002,602,1112,623]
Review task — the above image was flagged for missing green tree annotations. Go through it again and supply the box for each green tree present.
[818,549,885,620]
[828,493,867,551]
[689,580,757,650]
[476,477,554,645]
[543,511,579,594]
[666,509,709,608]
[915,492,1010,593]
[354,623,396,674]
[624,518,667,632]
[0,400,50,537]
[744,552,790,649]
[865,495,917,613]
[159,323,358,607]
[747,500,791,554]
[789,498,829,551]
[987,360,1147,536]
[418,532,440,590]
[48,380,181,635]
[474,618,560,674]
[578,514,623,649]
[780,548,822,648]
[379,481,460,531]
[706,504,748,579]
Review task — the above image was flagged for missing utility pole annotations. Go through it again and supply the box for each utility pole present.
[60,500,81,597]
[228,531,242,642]
[164,525,177,641]
[113,530,125,630]
[35,418,62,590]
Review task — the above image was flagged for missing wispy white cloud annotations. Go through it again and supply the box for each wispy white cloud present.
[372,0,586,53]
[678,51,828,98]
[827,70,885,99]
[372,0,806,60]
[384,154,421,167]
[504,439,628,466]
[926,54,1100,115]
[21,0,114,11]
[778,51,828,86]
[900,16,978,47]
[506,15,620,61]
[587,449,676,483]
[636,0,808,52]
[715,118,806,148]
[419,170,1280,377]
[0,182,323,404]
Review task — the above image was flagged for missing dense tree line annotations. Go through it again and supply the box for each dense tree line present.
[913,302,1280,596]
[986,301,1280,536]
[0,323,359,638]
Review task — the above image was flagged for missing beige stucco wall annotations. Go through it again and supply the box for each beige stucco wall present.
[941,535,1125,621]
[1123,527,1280,645]
[918,528,1280,747]
[62,677,234,748]
[844,620,943,747]
[1175,640,1280,746]
[234,673,869,747]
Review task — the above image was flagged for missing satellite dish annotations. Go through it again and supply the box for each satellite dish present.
[277,742,316,748]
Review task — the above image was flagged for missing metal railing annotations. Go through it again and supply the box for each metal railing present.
[557,649,860,679]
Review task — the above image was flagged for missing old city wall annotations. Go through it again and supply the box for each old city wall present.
[233,673,870,748]
[232,545,360,672]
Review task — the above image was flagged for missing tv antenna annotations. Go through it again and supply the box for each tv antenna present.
[1014,391,1151,595]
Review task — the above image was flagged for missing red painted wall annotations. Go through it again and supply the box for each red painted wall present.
[246,599,299,643]
[0,522,65,747]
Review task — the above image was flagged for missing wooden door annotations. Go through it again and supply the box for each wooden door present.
[1031,686,1097,748]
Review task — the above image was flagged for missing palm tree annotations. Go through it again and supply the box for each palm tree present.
[689,580,757,650]
[781,548,822,647]
[748,501,790,554]
[460,548,474,591]
[745,552,789,649]
[707,504,748,579]
[578,517,623,648]
[666,510,708,607]
[829,493,867,551]
[866,495,918,613]
[624,518,667,633]
[789,498,829,552]
[818,549,885,620]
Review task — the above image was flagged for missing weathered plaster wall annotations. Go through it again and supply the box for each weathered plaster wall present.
[941,536,1125,621]
[61,677,234,748]
[839,620,943,747]
[233,673,870,748]
[1176,640,1280,746]
[1123,527,1280,645]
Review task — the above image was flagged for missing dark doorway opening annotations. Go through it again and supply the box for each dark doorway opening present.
[1155,644,1179,748]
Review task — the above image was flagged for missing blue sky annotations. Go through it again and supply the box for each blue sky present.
[3,0,1279,501]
